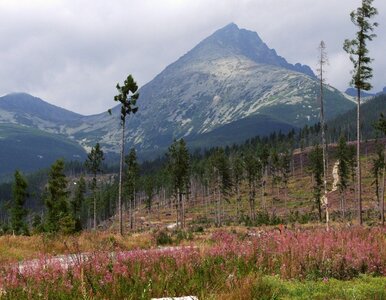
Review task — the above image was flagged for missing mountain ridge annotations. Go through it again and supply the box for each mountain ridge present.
[0,23,355,172]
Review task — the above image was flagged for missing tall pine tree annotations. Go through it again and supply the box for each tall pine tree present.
[167,139,190,228]
[124,148,139,230]
[85,143,104,230]
[343,0,378,224]
[10,170,29,235]
[309,145,324,221]
[71,175,86,231]
[110,75,139,235]
[374,114,386,224]
[336,136,350,219]
[44,159,72,233]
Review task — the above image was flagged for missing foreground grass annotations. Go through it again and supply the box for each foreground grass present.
[214,275,386,300]
[1,226,385,299]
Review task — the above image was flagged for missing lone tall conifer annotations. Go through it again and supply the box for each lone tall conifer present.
[125,148,139,230]
[111,75,139,235]
[344,0,378,224]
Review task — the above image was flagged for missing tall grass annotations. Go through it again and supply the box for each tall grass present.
[0,226,385,299]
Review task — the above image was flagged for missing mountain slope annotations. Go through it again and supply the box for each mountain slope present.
[91,23,353,153]
[0,124,86,175]
[327,94,386,140]
[186,114,296,149]
[0,93,83,134]
[0,23,355,164]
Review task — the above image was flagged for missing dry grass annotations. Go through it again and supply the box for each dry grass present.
[0,231,154,264]
[212,274,259,300]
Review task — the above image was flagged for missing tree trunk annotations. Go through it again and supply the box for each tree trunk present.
[217,185,221,227]
[300,153,303,177]
[118,122,125,235]
[130,191,135,231]
[319,62,328,229]
[93,192,97,230]
[249,182,256,222]
[236,184,241,221]
[318,195,322,222]
[357,88,362,225]
[182,193,185,229]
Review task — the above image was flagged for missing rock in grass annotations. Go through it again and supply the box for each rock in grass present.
[151,297,198,300]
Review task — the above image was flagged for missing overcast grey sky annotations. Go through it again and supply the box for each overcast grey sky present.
[0,0,385,115]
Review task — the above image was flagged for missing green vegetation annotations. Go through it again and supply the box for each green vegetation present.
[9,171,29,235]
[0,124,86,175]
[0,2,385,299]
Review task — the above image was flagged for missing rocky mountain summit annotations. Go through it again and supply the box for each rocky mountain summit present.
[0,23,355,172]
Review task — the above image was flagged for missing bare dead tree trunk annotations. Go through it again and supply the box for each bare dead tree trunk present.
[236,183,241,221]
[130,189,135,230]
[249,181,256,222]
[118,122,125,235]
[182,193,185,229]
[93,192,97,230]
[300,153,304,177]
[318,41,329,229]
[217,171,222,227]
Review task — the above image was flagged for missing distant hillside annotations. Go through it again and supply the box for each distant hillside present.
[186,114,296,149]
[344,86,386,98]
[0,93,82,125]
[0,124,86,176]
[327,94,386,141]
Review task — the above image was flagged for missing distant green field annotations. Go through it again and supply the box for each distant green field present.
[0,123,86,176]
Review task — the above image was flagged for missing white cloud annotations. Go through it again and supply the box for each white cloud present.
[0,0,385,114]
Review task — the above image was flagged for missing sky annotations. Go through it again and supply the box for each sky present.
[0,0,385,115]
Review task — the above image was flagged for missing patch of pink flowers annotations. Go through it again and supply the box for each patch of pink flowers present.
[208,226,386,279]
[0,226,385,296]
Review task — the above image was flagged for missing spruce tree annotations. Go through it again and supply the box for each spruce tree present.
[279,150,291,207]
[143,175,155,213]
[309,145,324,221]
[124,148,139,230]
[371,143,385,219]
[71,175,86,231]
[44,159,72,233]
[85,143,104,230]
[167,139,190,228]
[231,153,244,220]
[258,145,270,209]
[210,149,232,226]
[374,114,386,224]
[244,149,261,222]
[10,170,29,235]
[343,0,378,224]
[336,136,350,219]
[110,74,139,235]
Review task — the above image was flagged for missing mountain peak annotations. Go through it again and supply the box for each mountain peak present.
[220,22,239,30]
[176,23,315,78]
[0,92,83,124]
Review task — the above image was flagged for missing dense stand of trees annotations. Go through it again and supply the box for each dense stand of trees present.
[0,114,385,235]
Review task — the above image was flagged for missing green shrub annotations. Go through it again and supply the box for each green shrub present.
[154,229,172,246]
